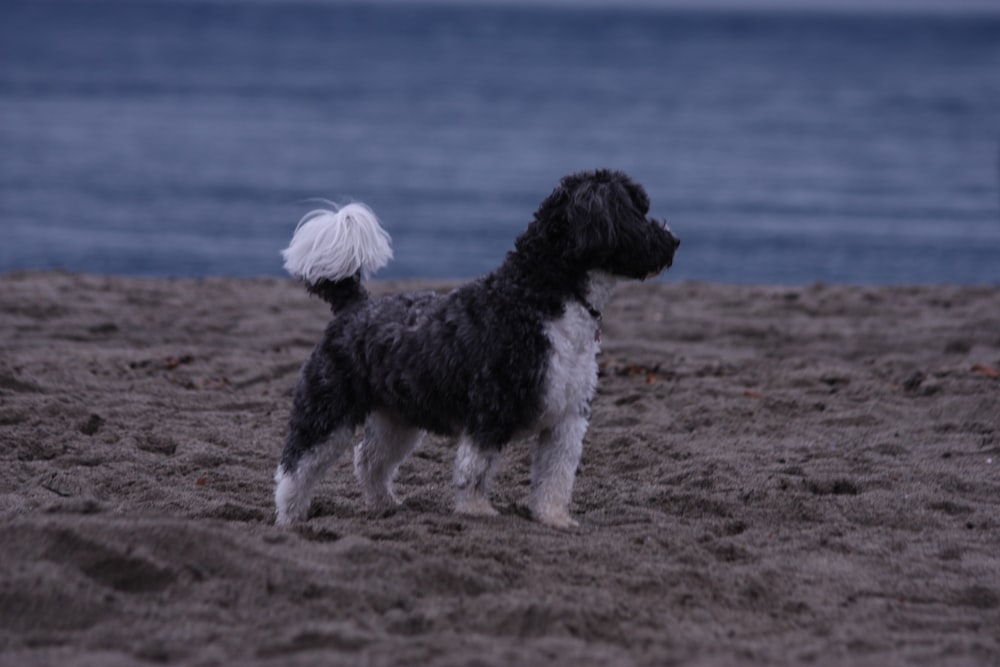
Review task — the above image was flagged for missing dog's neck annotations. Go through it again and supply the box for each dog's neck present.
[580,271,617,320]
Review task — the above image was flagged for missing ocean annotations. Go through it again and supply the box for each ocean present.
[2,0,999,284]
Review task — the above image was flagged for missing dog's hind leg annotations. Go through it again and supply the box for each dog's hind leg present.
[354,411,425,511]
[274,424,353,524]
[275,353,365,524]
[529,417,587,529]
[453,436,502,518]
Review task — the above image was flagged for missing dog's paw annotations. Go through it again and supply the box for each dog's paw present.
[367,496,404,519]
[274,508,307,526]
[274,493,310,526]
[363,491,403,512]
[532,510,580,530]
[455,496,500,518]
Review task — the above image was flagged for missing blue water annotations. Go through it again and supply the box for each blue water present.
[2,1,999,284]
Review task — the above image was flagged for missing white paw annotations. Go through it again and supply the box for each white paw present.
[274,505,308,526]
[455,495,500,518]
[532,509,579,530]
[274,469,310,525]
[365,492,403,513]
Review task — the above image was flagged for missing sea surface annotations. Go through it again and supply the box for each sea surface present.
[2,0,999,284]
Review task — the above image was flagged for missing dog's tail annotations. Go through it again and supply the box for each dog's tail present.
[281,202,392,309]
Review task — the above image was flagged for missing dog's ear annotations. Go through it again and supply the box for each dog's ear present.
[625,178,651,216]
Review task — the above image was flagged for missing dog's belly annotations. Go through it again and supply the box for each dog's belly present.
[538,302,601,427]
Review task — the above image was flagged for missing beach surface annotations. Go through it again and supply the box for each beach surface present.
[1,272,998,666]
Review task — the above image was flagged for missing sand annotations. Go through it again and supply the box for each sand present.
[1,271,998,666]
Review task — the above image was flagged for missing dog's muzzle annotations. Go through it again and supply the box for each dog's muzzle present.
[655,231,680,275]
[666,233,680,264]
[629,219,681,280]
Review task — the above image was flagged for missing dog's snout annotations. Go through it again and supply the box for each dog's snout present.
[661,225,679,252]
[656,219,679,248]
[663,231,679,270]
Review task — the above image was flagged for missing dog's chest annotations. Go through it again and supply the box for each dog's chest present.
[539,303,601,424]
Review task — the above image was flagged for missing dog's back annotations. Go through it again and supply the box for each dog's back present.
[313,276,551,446]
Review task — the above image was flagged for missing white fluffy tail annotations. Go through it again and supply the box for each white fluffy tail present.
[281,202,393,283]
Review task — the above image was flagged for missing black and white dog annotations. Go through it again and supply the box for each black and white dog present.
[275,169,679,528]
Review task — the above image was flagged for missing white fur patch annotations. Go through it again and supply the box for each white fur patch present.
[282,202,393,283]
[539,305,599,425]
[538,271,615,426]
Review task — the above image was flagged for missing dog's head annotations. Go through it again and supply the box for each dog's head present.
[521,169,679,280]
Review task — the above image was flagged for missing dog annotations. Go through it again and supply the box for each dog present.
[274,169,679,528]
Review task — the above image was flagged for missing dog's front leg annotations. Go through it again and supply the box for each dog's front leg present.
[530,417,587,529]
[453,436,501,518]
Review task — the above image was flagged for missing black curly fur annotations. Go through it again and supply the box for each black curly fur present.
[279,169,679,473]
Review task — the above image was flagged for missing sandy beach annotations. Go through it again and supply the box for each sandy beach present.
[1,271,998,666]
